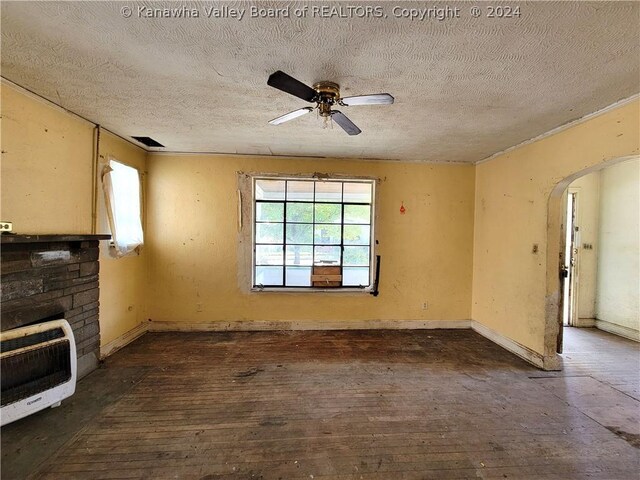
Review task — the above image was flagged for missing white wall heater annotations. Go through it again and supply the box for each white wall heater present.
[1,319,77,426]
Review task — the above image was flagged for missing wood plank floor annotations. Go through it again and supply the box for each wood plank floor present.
[3,328,639,479]
[557,327,640,400]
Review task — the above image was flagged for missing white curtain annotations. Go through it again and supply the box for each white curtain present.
[102,160,144,257]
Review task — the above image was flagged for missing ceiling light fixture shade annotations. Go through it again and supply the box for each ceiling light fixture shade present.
[268,107,314,125]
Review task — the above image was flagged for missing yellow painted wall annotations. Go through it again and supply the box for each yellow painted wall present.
[1,83,148,348]
[1,83,94,233]
[472,100,640,354]
[596,158,640,333]
[96,131,148,346]
[146,155,475,325]
[4,78,638,362]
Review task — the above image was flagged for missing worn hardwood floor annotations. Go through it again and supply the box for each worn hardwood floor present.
[2,328,639,479]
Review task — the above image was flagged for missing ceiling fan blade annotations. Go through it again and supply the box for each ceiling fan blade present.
[341,93,394,106]
[268,107,314,125]
[331,110,361,136]
[267,71,317,102]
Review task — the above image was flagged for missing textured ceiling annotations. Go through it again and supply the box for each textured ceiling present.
[1,1,639,163]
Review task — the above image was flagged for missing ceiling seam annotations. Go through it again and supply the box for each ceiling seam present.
[145,150,471,165]
[474,93,640,166]
[1,76,149,153]
[4,75,636,167]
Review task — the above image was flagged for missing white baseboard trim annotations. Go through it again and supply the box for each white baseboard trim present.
[100,322,149,359]
[573,318,596,328]
[595,320,640,342]
[148,319,472,332]
[471,321,545,369]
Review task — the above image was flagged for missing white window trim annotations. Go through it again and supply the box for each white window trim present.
[237,172,379,294]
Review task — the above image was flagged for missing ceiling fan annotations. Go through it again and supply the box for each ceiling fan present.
[267,71,394,136]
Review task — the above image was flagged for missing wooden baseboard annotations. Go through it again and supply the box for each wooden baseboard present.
[100,322,148,359]
[595,320,640,342]
[573,318,596,328]
[471,321,545,369]
[147,319,472,332]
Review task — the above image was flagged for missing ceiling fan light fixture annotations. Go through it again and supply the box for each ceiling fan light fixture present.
[266,71,393,135]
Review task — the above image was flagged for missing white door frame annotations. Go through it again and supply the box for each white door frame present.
[564,189,580,326]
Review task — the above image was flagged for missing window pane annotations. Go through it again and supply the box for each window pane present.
[315,181,342,202]
[286,245,313,265]
[286,224,313,244]
[314,225,341,245]
[256,202,284,222]
[253,176,375,289]
[285,267,312,286]
[343,267,370,286]
[255,266,283,286]
[255,223,283,244]
[287,181,314,201]
[314,246,341,265]
[344,205,371,224]
[343,246,370,266]
[255,180,285,200]
[286,203,313,223]
[343,225,370,245]
[343,182,372,203]
[108,160,144,254]
[255,245,283,265]
[314,203,341,223]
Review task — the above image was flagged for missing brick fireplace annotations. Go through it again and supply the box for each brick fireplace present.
[1,234,110,378]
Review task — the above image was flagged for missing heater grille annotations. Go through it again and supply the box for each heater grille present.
[1,340,72,407]
[1,328,65,353]
[0,319,77,426]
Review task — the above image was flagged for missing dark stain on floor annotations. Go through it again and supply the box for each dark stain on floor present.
[234,366,264,378]
[606,426,640,448]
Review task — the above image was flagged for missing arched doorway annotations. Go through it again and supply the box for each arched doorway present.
[543,154,639,368]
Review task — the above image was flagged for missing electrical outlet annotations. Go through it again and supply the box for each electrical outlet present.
[196,303,203,312]
[0,221,13,232]
[422,302,429,310]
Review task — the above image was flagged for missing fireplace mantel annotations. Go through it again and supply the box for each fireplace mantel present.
[1,234,110,244]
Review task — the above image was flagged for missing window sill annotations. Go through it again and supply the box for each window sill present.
[251,287,373,294]
[108,242,143,257]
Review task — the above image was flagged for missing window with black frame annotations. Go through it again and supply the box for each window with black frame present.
[253,177,374,289]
